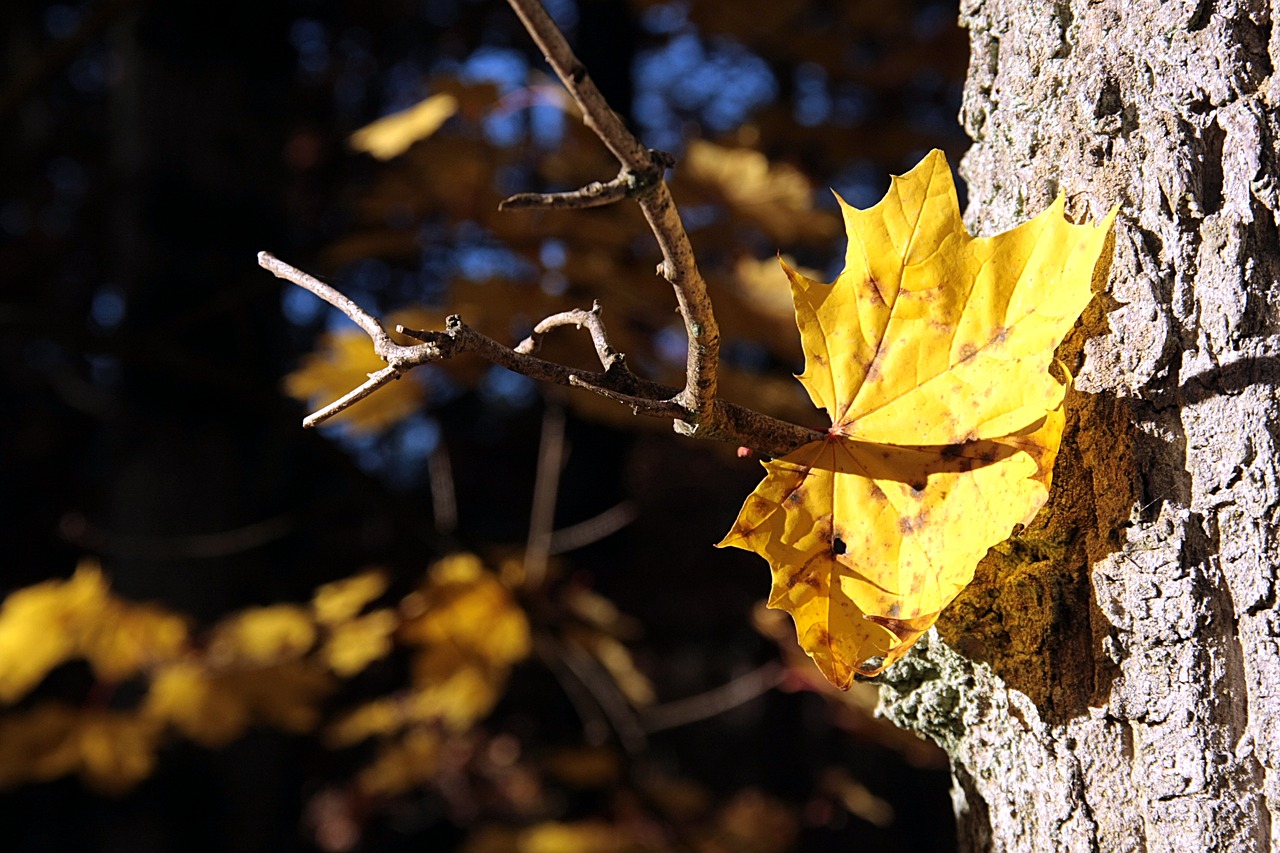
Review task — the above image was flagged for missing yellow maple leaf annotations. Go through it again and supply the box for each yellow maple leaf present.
[349,92,459,160]
[720,150,1115,686]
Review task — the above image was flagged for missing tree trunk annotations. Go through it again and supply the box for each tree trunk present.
[876,0,1280,850]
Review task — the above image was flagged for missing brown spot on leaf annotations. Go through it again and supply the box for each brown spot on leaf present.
[939,444,964,459]
[866,277,885,304]
[899,514,925,535]
[864,614,927,642]
[992,326,1009,344]
[957,342,978,361]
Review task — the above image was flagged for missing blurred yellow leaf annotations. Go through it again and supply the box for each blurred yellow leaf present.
[226,662,334,733]
[702,789,798,853]
[312,569,388,625]
[720,150,1116,685]
[326,695,404,747]
[0,704,162,794]
[75,710,162,795]
[284,329,424,433]
[410,647,507,730]
[564,627,654,707]
[350,93,459,160]
[209,604,316,667]
[0,704,82,787]
[355,725,443,795]
[732,255,819,323]
[681,140,837,243]
[144,661,250,747]
[520,821,644,853]
[145,659,333,746]
[0,562,109,701]
[320,609,399,677]
[400,553,531,668]
[82,601,188,683]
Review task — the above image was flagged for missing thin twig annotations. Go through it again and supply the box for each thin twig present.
[504,0,720,427]
[640,662,785,733]
[499,171,630,210]
[301,365,402,429]
[60,512,295,561]
[260,251,390,347]
[515,301,620,370]
[427,440,458,536]
[550,634,648,755]
[533,634,616,748]
[549,502,637,554]
[525,400,566,589]
[568,375,687,418]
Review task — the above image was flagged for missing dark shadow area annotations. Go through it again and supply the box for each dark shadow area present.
[0,1,968,850]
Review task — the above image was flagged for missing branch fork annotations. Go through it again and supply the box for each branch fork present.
[259,1,824,457]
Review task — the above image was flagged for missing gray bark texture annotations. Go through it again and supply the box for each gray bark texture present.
[876,0,1280,851]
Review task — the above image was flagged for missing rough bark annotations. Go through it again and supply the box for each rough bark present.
[877,1,1280,850]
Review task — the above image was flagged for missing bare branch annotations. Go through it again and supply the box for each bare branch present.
[503,2,649,171]
[504,0,720,428]
[264,252,821,454]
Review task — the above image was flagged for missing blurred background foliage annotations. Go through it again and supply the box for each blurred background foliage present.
[1,0,967,850]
